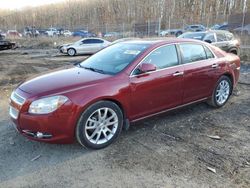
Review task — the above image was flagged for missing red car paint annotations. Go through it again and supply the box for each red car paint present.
[9,39,240,144]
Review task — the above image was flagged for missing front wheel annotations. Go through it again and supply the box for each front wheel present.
[67,48,76,56]
[76,101,123,149]
[208,76,232,108]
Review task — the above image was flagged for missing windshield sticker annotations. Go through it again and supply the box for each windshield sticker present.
[124,50,141,55]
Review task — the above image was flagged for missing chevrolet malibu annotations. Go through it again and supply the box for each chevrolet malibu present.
[9,39,240,149]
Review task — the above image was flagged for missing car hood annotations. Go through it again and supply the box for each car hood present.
[19,66,111,96]
[62,43,73,47]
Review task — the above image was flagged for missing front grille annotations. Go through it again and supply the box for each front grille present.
[10,91,26,105]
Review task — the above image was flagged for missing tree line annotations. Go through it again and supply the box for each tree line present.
[0,0,248,31]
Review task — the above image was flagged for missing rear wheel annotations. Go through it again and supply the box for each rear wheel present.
[229,48,238,55]
[208,76,232,108]
[67,48,76,56]
[76,101,123,149]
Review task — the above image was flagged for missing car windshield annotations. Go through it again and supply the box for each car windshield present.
[79,43,150,75]
[179,33,206,40]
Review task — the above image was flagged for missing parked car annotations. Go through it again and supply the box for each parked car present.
[178,30,240,55]
[160,29,183,37]
[45,28,58,37]
[24,26,39,37]
[0,38,16,51]
[185,24,206,32]
[210,24,221,30]
[217,23,241,31]
[234,24,250,35]
[37,29,48,36]
[72,30,96,38]
[9,38,240,149]
[7,30,22,37]
[63,30,72,37]
[104,32,120,37]
[0,30,6,38]
[59,38,111,56]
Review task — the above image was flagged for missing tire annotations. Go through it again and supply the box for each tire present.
[208,75,232,108]
[76,101,123,149]
[67,48,76,56]
[228,48,238,55]
[175,31,182,37]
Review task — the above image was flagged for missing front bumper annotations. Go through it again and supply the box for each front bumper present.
[9,89,78,144]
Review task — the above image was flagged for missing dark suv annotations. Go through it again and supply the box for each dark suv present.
[178,30,240,55]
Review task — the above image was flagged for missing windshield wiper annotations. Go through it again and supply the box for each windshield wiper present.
[81,66,106,74]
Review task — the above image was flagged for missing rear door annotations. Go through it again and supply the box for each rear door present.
[179,43,218,104]
[129,44,184,119]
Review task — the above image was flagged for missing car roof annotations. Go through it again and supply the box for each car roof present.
[82,37,105,40]
[184,30,232,35]
[121,37,206,46]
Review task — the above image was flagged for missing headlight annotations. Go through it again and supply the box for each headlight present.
[28,95,68,114]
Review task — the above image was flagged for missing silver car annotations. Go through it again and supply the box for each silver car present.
[60,38,111,56]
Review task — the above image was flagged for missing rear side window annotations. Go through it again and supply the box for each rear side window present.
[142,45,179,69]
[179,44,207,63]
[216,33,227,42]
[83,39,104,44]
[204,46,214,59]
[225,33,234,41]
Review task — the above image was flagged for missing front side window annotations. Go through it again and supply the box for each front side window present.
[82,39,94,44]
[203,33,216,43]
[179,43,207,63]
[140,45,179,70]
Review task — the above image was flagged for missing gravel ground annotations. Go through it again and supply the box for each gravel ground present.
[0,49,249,188]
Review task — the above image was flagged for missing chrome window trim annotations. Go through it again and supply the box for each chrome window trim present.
[129,43,180,77]
[129,42,218,78]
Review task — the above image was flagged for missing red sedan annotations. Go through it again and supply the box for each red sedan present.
[9,39,240,149]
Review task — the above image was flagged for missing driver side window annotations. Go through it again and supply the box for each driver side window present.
[141,45,179,70]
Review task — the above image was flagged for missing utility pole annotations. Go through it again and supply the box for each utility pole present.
[158,0,165,36]
[241,0,247,36]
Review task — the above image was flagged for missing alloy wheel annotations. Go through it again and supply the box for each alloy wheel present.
[215,80,230,105]
[84,107,118,145]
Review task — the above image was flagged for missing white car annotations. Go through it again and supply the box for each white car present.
[63,30,72,37]
[45,28,58,37]
[59,38,111,56]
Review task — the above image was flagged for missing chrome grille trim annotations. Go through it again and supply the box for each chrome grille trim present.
[10,91,26,105]
[9,106,19,119]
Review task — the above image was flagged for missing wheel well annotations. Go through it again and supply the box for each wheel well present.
[68,48,75,51]
[228,48,238,55]
[222,73,234,92]
[103,99,126,119]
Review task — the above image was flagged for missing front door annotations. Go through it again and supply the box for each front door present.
[129,44,184,120]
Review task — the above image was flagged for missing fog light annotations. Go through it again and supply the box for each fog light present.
[36,132,43,138]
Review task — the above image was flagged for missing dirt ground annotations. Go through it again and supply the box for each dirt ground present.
[0,48,250,188]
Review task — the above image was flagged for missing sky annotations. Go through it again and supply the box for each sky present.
[0,0,66,10]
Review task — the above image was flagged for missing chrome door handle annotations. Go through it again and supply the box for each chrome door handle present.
[173,71,184,76]
[211,64,218,68]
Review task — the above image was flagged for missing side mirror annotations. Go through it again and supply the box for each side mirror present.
[204,39,212,44]
[138,63,156,73]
